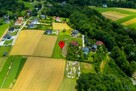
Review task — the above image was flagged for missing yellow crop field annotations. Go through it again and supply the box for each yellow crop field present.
[33,35,57,57]
[0,89,11,91]
[53,23,72,30]
[12,57,65,91]
[122,18,136,26]
[102,11,128,21]
[10,30,44,55]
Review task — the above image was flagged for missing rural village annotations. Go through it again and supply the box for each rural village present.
[0,0,136,91]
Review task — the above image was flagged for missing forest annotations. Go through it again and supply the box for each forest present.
[47,0,136,8]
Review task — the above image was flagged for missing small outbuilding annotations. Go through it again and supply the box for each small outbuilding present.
[28,23,35,28]
[45,30,52,35]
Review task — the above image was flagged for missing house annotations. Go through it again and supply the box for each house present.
[2,33,12,41]
[83,47,89,55]
[45,30,52,35]
[96,41,104,46]
[102,4,108,8]
[5,18,10,24]
[41,15,46,19]
[8,27,15,32]
[71,30,79,37]
[71,41,79,46]
[15,17,23,26]
[56,17,61,22]
[28,23,35,28]
[31,18,40,25]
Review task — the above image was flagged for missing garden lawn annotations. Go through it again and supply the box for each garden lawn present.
[4,40,13,45]
[52,31,82,59]
[0,24,9,38]
[0,46,11,57]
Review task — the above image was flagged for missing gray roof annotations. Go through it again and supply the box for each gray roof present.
[83,47,89,53]
[3,33,12,39]
[9,27,14,31]
[45,30,52,34]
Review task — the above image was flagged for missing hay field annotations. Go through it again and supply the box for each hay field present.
[12,57,65,91]
[10,30,44,55]
[53,23,72,30]
[102,11,128,21]
[33,35,57,57]
[122,18,136,26]
[116,8,136,13]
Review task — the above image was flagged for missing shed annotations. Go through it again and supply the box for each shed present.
[45,30,52,35]
[28,23,35,28]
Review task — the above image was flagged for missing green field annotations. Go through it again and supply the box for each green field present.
[0,57,7,72]
[0,24,9,38]
[93,7,136,29]
[58,77,77,91]
[0,46,11,57]
[0,56,26,88]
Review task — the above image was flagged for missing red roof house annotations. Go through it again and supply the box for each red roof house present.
[96,41,104,45]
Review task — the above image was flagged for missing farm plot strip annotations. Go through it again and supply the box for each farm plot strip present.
[10,30,44,55]
[12,57,65,91]
[33,35,57,57]
[116,8,136,13]
[102,11,128,21]
[122,18,136,26]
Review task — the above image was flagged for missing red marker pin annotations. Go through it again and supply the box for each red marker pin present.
[59,41,65,49]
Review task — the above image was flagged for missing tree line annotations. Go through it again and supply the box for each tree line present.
[47,0,136,8]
